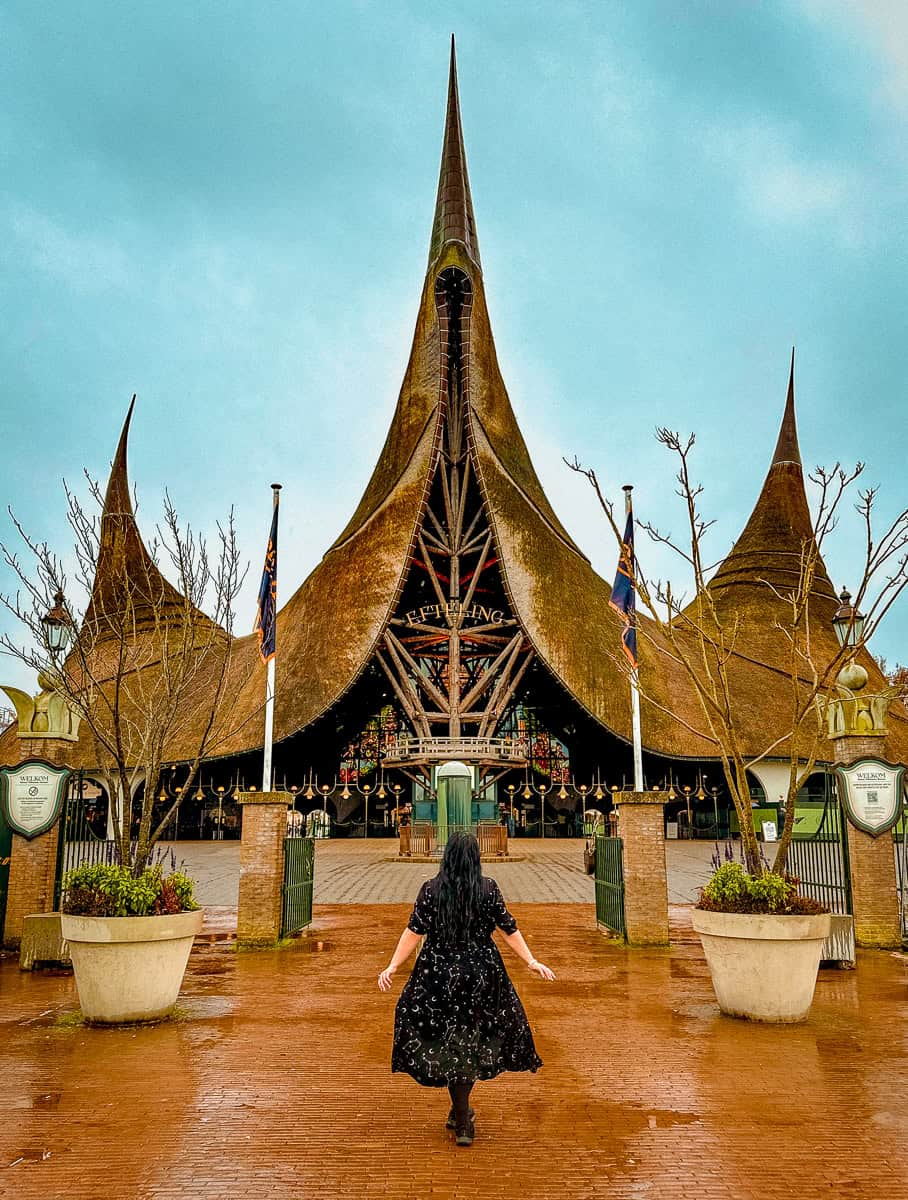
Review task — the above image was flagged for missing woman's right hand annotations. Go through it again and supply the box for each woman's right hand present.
[378,965,396,992]
[528,959,556,981]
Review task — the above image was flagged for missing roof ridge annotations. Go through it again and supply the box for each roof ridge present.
[428,36,480,269]
[771,346,801,467]
[83,398,189,636]
[709,352,834,600]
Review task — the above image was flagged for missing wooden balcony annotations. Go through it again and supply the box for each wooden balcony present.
[382,736,527,767]
[399,822,509,859]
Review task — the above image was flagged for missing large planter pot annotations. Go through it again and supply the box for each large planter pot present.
[691,909,832,1024]
[60,909,204,1024]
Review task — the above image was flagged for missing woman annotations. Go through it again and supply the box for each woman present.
[378,831,555,1146]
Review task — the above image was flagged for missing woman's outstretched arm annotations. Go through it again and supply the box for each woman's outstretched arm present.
[502,929,556,981]
[378,928,422,991]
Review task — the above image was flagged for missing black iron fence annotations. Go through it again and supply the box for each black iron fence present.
[787,785,853,963]
[594,835,626,939]
[893,813,908,946]
[281,831,315,938]
[54,771,118,906]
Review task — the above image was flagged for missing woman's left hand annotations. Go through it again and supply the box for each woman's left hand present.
[378,965,396,992]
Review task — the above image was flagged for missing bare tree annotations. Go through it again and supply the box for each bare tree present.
[1,473,246,873]
[569,431,908,875]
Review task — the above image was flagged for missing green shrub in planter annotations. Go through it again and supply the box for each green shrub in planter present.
[62,863,200,917]
[698,862,826,916]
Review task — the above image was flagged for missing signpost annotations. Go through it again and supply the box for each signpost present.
[836,758,905,838]
[0,760,70,840]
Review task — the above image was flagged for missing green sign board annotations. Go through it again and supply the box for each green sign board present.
[0,759,70,840]
[836,758,905,838]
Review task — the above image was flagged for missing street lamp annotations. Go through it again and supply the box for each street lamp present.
[42,589,72,657]
[832,588,866,653]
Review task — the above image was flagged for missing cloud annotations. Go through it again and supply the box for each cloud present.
[8,205,133,293]
[705,117,867,247]
[804,0,908,114]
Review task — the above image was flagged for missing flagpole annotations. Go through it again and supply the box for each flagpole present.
[624,485,644,792]
[262,483,281,792]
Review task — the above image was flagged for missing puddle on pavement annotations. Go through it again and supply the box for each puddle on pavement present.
[669,960,710,979]
[293,940,335,953]
[191,961,234,976]
[670,1000,721,1023]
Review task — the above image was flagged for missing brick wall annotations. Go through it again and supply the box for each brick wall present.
[845,823,901,948]
[3,825,60,949]
[237,792,289,946]
[615,792,669,946]
[832,734,901,950]
[2,736,69,949]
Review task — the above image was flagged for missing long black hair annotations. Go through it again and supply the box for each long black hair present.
[435,832,483,946]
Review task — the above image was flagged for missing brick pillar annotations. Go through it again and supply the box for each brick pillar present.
[2,737,70,950]
[237,791,290,947]
[3,826,61,949]
[614,791,669,946]
[832,734,901,949]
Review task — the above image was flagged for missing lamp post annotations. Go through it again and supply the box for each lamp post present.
[832,587,866,658]
[42,589,73,659]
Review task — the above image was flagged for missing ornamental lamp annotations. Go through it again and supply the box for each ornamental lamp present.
[42,589,72,656]
[832,588,866,650]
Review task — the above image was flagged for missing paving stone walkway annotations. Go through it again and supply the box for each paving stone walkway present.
[3,903,908,1199]
[173,838,718,906]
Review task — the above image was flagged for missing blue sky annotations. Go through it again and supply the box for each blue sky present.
[1,1,906,693]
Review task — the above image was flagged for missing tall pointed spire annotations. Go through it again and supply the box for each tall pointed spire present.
[771,347,801,467]
[429,37,480,268]
[83,398,187,637]
[709,353,834,602]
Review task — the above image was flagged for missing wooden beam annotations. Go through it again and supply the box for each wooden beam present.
[376,650,431,739]
[386,629,450,712]
[480,649,535,738]
[460,632,524,714]
[461,531,494,614]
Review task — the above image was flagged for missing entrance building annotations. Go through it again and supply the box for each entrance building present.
[2,43,906,841]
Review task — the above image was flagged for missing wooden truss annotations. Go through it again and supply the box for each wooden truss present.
[376,267,534,754]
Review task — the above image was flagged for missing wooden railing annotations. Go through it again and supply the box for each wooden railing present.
[383,736,527,764]
[399,823,508,858]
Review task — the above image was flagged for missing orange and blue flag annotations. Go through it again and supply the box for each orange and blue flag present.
[254,507,278,663]
[609,507,637,669]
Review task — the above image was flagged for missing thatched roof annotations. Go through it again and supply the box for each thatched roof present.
[3,45,906,774]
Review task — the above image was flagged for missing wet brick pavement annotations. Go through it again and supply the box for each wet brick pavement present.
[2,903,908,1199]
[174,838,719,906]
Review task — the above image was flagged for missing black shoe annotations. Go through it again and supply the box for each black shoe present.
[454,1116,475,1147]
[446,1106,474,1129]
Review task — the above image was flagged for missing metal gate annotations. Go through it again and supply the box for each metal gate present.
[53,772,118,905]
[281,833,315,938]
[787,777,854,963]
[0,797,11,937]
[894,809,908,945]
[594,835,626,938]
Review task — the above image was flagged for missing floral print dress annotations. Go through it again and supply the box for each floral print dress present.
[391,876,543,1087]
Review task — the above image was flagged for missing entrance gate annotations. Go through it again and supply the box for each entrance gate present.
[0,798,11,937]
[281,831,315,938]
[894,811,908,945]
[787,780,854,963]
[594,835,626,938]
[54,772,117,905]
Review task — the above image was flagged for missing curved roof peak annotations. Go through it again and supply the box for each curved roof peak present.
[709,352,834,602]
[103,393,137,517]
[771,347,801,467]
[428,36,481,270]
[84,397,188,636]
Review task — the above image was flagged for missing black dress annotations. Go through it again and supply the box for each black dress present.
[391,876,543,1087]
